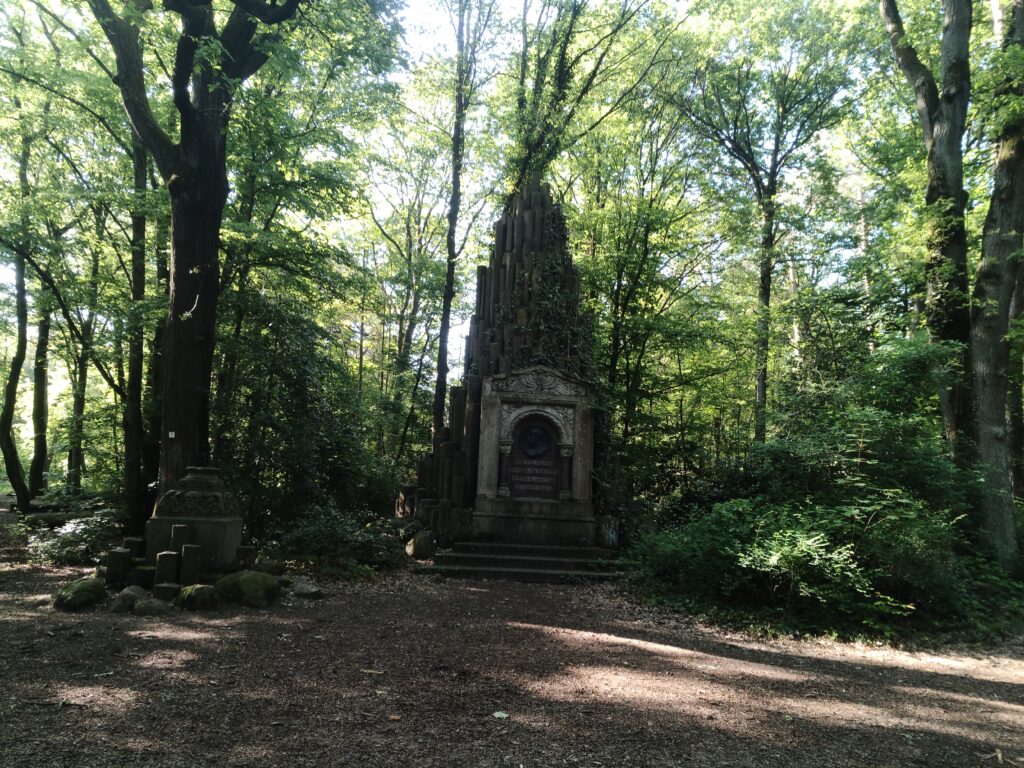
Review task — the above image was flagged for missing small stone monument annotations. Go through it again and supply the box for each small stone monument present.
[145,467,243,570]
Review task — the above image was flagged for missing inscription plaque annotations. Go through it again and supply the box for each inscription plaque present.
[508,417,561,499]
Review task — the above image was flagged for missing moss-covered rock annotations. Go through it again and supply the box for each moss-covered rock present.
[133,597,171,616]
[53,577,106,611]
[178,584,220,611]
[215,570,281,608]
[110,585,149,613]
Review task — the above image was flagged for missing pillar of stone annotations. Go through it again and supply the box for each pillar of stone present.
[154,551,179,585]
[105,547,132,588]
[169,524,191,553]
[179,544,202,586]
[122,537,145,558]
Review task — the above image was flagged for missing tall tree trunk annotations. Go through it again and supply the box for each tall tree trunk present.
[143,207,169,507]
[124,135,147,530]
[67,338,91,496]
[68,226,101,496]
[432,0,471,452]
[1009,276,1024,499]
[0,250,31,514]
[159,156,226,492]
[28,286,50,498]
[881,0,974,459]
[753,195,776,444]
[969,0,1024,566]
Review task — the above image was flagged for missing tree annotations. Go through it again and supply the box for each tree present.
[673,0,852,442]
[85,0,305,492]
[505,0,669,196]
[968,0,1024,564]
[432,0,499,457]
[879,0,973,456]
[881,0,1023,565]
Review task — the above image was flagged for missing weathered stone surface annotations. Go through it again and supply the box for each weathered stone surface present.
[110,585,148,613]
[125,565,155,589]
[215,570,281,608]
[105,547,133,589]
[179,544,202,586]
[154,551,179,585]
[133,597,171,616]
[169,524,191,552]
[396,183,601,549]
[292,581,323,599]
[153,582,181,601]
[122,536,145,558]
[405,530,436,560]
[145,467,242,570]
[178,584,220,611]
[53,577,106,611]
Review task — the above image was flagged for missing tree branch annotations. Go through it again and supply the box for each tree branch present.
[85,0,178,178]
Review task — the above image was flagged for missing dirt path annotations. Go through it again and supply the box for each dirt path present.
[1,563,1021,767]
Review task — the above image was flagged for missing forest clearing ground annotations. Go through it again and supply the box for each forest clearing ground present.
[1,562,1022,768]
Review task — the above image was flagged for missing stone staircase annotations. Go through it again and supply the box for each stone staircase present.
[422,541,622,583]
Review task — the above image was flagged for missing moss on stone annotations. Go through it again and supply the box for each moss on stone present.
[215,570,281,608]
[53,577,106,611]
[178,584,220,611]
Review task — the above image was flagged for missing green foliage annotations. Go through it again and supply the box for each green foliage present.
[27,503,125,566]
[627,338,1024,639]
[266,501,404,573]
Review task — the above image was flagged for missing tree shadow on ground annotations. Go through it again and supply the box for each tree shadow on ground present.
[1,567,1021,768]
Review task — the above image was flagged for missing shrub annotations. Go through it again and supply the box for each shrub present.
[28,505,126,566]
[266,501,404,572]
[626,490,979,632]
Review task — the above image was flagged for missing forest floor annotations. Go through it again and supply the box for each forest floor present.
[1,562,1022,768]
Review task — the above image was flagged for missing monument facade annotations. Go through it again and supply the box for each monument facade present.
[404,183,598,546]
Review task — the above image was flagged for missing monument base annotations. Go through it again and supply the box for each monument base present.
[145,515,243,570]
[471,497,596,545]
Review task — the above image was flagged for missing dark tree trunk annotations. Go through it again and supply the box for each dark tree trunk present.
[969,0,1024,565]
[85,0,302,494]
[67,232,100,496]
[124,136,147,531]
[753,195,776,444]
[142,208,169,507]
[1009,277,1024,499]
[159,164,226,492]
[0,251,31,514]
[881,0,974,458]
[67,341,90,496]
[28,286,50,498]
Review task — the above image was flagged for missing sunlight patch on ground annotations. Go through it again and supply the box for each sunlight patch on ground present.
[508,622,813,682]
[720,637,1024,685]
[52,684,137,714]
[509,622,1024,750]
[136,648,199,670]
[127,627,225,643]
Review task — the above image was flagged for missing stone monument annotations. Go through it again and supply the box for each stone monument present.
[145,466,243,570]
[407,183,598,546]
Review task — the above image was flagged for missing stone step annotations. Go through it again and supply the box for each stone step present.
[434,551,617,572]
[450,541,618,560]
[419,563,622,584]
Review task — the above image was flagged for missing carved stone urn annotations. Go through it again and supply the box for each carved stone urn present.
[145,467,243,570]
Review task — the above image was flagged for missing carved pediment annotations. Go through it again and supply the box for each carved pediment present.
[500,404,575,444]
[490,366,588,397]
